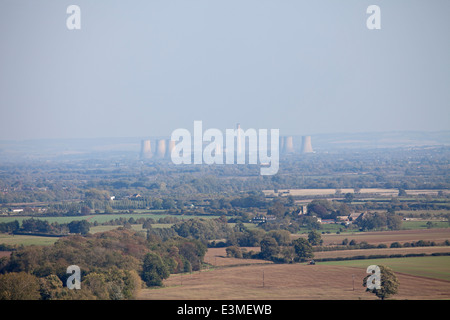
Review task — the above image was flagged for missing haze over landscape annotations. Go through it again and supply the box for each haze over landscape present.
[0,0,449,307]
[1,0,450,141]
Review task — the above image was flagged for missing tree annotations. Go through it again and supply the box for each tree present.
[141,252,170,287]
[307,230,323,246]
[267,230,291,246]
[292,238,313,262]
[80,206,91,215]
[363,265,399,300]
[67,220,90,235]
[162,198,176,210]
[226,246,242,258]
[260,237,280,260]
[267,201,285,218]
[386,215,402,230]
[344,193,354,203]
[104,205,114,214]
[39,274,64,300]
[0,272,41,300]
[398,188,407,197]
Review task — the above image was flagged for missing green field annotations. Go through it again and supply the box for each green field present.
[319,256,450,281]
[401,220,449,230]
[0,213,222,225]
[0,233,59,246]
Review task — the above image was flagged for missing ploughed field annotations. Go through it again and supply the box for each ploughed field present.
[137,256,450,300]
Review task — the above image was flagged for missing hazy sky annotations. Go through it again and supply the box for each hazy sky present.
[0,0,449,140]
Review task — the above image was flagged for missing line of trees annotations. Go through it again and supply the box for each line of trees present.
[0,218,90,236]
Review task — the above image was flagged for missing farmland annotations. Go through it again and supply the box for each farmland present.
[263,188,445,198]
[0,233,59,246]
[0,145,449,300]
[293,228,450,246]
[137,256,450,300]
[319,256,450,282]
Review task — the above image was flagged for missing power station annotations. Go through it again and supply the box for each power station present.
[140,127,314,160]
[278,135,314,154]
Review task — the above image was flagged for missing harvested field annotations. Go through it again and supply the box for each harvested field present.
[137,258,450,300]
[205,246,450,266]
[313,246,450,260]
[293,228,450,246]
[263,188,445,197]
[204,247,265,267]
[320,256,450,282]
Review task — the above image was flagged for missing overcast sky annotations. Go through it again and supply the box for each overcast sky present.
[0,0,449,140]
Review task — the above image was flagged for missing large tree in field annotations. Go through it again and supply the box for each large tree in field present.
[363,265,399,300]
[292,238,314,262]
[260,237,280,260]
[307,230,323,246]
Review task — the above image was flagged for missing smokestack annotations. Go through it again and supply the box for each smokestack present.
[284,136,294,154]
[140,140,153,159]
[155,139,167,158]
[301,136,314,153]
[165,139,176,159]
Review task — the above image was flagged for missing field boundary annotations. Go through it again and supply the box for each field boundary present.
[315,251,450,263]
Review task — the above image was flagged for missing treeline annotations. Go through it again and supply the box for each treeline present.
[0,218,90,236]
[0,228,206,300]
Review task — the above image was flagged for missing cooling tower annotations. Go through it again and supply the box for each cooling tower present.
[284,136,294,154]
[155,139,167,158]
[140,140,153,159]
[301,136,314,153]
[279,136,286,154]
[165,139,176,159]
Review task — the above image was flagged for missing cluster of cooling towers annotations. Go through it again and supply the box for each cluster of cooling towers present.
[140,135,313,160]
[140,138,176,160]
[280,135,314,154]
